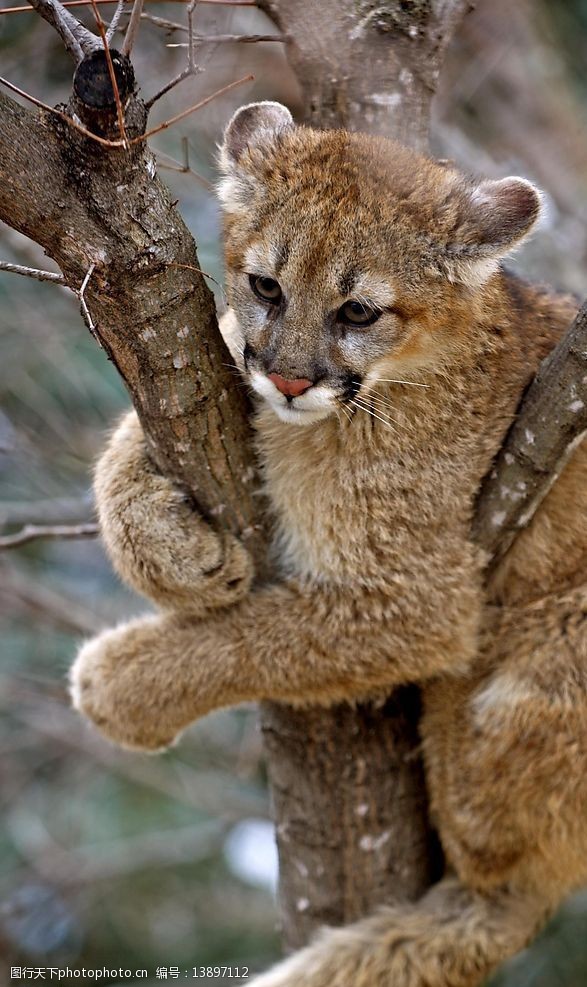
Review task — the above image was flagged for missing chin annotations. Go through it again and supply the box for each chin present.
[270,402,333,425]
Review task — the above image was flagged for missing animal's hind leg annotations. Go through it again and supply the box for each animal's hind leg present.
[422,583,587,900]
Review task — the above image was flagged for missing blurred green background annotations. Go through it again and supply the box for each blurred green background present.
[0,1,586,984]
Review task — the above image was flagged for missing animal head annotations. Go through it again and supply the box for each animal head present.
[218,102,542,425]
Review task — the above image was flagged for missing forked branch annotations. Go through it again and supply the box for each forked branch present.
[28,0,101,61]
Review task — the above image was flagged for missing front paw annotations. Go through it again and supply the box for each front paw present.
[95,411,254,615]
[70,617,200,751]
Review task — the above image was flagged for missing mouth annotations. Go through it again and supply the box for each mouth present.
[249,370,338,425]
[269,402,333,425]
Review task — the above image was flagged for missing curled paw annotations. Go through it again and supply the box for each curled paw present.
[70,615,203,751]
[96,411,254,614]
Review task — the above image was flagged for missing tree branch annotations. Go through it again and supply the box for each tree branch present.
[0,74,264,566]
[0,522,99,550]
[28,0,102,62]
[0,260,65,284]
[0,494,94,528]
[474,299,587,568]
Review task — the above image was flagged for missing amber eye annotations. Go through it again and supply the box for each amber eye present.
[249,274,283,305]
[337,300,381,327]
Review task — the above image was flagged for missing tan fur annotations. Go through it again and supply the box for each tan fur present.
[70,106,587,987]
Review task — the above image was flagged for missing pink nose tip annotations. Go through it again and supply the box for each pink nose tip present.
[268,373,313,398]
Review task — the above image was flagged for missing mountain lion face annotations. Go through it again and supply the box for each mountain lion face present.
[218,102,541,426]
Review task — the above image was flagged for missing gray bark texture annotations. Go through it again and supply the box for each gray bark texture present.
[0,0,584,958]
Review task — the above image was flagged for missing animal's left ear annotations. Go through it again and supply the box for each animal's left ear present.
[442,177,543,287]
[217,102,294,212]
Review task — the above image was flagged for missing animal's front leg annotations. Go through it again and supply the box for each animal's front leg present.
[72,566,480,750]
[70,611,249,751]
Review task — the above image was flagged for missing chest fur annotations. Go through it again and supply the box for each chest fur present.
[255,393,491,583]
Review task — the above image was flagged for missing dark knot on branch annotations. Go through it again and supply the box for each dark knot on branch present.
[73,50,136,110]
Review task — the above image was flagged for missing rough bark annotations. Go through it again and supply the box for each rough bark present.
[474,299,587,568]
[259,0,473,151]
[262,691,441,945]
[0,77,264,568]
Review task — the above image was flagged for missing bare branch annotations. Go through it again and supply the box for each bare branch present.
[27,0,101,63]
[0,523,99,550]
[154,140,213,190]
[105,0,127,42]
[121,0,144,55]
[474,299,587,570]
[167,33,288,45]
[144,0,201,108]
[0,75,126,148]
[139,73,253,141]
[140,9,185,32]
[0,70,251,154]
[145,67,192,109]
[0,0,257,13]
[0,260,65,284]
[76,262,98,335]
[0,494,94,528]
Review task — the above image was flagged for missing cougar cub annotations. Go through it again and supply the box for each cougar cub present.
[71,103,587,987]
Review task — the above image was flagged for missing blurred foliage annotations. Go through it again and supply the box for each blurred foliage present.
[0,0,585,984]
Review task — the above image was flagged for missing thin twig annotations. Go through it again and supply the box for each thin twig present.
[27,0,101,63]
[168,33,288,44]
[0,260,65,284]
[145,67,192,110]
[168,262,226,298]
[0,494,95,528]
[187,0,197,68]
[105,0,127,42]
[0,72,252,150]
[154,140,213,189]
[0,0,255,9]
[144,0,201,108]
[77,262,97,334]
[0,75,125,148]
[140,9,185,32]
[88,0,129,146]
[121,0,144,55]
[139,73,253,143]
[0,523,99,549]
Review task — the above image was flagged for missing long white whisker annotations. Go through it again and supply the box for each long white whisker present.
[350,398,399,435]
[360,390,402,420]
[337,401,354,425]
[366,392,400,417]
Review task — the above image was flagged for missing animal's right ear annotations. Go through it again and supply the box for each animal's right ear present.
[218,102,294,212]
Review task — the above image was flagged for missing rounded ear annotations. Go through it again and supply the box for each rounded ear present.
[455,177,543,255]
[220,101,294,169]
[443,176,543,287]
